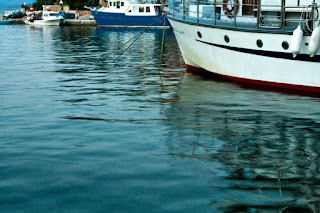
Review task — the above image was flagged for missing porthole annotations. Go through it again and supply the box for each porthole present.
[224,35,230,43]
[282,41,289,50]
[197,31,202,38]
[257,39,263,48]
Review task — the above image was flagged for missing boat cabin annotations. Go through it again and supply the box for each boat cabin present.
[98,0,161,16]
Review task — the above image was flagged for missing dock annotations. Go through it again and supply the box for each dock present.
[12,18,97,26]
[63,19,96,26]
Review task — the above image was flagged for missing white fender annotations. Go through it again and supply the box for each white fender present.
[291,25,304,58]
[309,26,320,57]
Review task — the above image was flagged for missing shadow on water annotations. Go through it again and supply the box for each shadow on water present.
[162,74,320,212]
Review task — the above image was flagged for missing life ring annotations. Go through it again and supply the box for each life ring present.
[223,0,239,18]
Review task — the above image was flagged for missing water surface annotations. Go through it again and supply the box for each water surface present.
[0,25,320,212]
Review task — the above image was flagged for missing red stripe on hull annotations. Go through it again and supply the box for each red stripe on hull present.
[186,65,320,93]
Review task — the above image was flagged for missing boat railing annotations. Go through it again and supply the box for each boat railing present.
[168,0,320,32]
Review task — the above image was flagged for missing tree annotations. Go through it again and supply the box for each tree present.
[21,3,31,11]
[32,0,99,10]
[32,0,56,10]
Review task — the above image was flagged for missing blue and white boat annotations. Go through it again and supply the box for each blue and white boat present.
[90,0,170,28]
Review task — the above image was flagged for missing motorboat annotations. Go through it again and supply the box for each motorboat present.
[25,10,64,26]
[167,0,320,93]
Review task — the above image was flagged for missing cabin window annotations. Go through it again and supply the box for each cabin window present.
[139,6,144,13]
[50,13,60,17]
[117,1,120,9]
[121,2,124,7]
[133,6,139,13]
[146,7,150,13]
[113,2,116,6]
[128,9,132,13]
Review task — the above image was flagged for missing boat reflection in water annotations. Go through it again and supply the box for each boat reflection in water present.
[162,74,320,212]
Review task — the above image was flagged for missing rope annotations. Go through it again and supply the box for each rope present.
[97,15,165,64]
[158,14,166,83]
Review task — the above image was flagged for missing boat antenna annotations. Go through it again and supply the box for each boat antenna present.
[97,15,165,64]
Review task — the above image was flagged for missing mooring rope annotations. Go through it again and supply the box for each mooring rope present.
[97,15,165,64]
[157,14,167,83]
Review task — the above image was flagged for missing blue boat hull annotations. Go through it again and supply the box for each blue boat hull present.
[0,20,15,25]
[91,11,170,28]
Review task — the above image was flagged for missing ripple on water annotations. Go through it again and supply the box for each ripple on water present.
[0,26,320,212]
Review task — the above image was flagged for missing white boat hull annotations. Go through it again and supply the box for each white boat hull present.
[25,19,63,26]
[168,18,320,93]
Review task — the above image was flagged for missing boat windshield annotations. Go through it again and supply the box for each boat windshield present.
[49,13,61,17]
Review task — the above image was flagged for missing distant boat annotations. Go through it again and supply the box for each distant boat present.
[25,10,64,26]
[167,0,320,93]
[3,10,25,19]
[0,19,15,25]
[89,0,170,28]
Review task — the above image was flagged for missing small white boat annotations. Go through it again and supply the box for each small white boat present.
[25,10,64,26]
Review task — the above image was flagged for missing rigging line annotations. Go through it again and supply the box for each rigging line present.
[158,14,166,83]
[97,15,165,64]
[112,15,165,62]
[112,31,144,62]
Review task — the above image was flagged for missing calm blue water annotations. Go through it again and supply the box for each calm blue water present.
[1,25,320,213]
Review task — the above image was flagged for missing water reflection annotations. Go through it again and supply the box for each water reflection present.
[28,26,186,123]
[163,74,320,212]
[3,25,320,212]
[46,26,320,212]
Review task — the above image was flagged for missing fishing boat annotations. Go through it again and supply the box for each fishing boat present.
[167,0,320,93]
[89,0,170,28]
[25,10,64,26]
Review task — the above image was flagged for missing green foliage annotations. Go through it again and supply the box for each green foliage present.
[32,0,55,10]
[66,0,100,10]
[32,0,99,10]
[21,3,31,10]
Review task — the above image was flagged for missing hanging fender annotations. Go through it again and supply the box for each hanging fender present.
[291,25,304,58]
[309,26,320,57]
[223,0,240,19]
